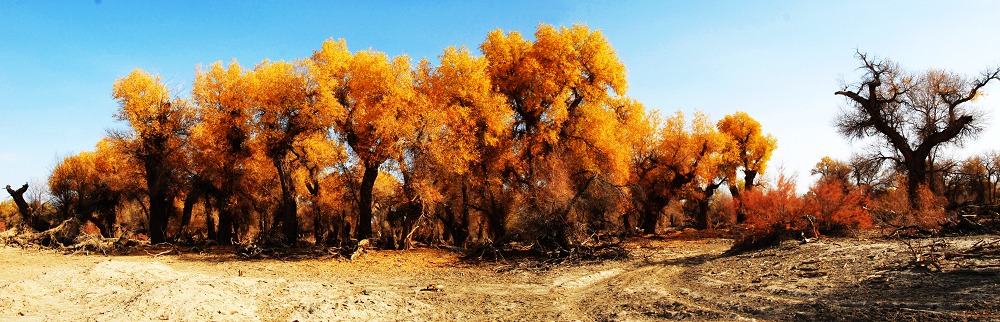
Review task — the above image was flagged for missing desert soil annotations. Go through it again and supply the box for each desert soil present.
[1,234,999,321]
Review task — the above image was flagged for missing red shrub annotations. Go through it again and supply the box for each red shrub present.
[734,175,806,250]
[803,178,872,235]
[741,175,804,233]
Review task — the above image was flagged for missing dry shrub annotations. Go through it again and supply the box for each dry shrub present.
[912,185,948,228]
[731,174,876,252]
[802,178,872,235]
[871,178,947,230]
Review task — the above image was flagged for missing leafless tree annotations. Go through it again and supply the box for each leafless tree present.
[835,51,1000,204]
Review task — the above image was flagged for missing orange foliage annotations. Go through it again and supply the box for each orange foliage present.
[803,178,872,235]
[630,111,727,233]
[311,38,417,240]
[480,23,641,245]
[40,24,805,248]
[49,139,143,237]
[739,175,804,236]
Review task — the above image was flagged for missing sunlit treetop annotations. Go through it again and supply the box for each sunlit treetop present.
[110,68,194,161]
[414,46,512,175]
[717,111,777,182]
[190,60,254,170]
[811,156,852,184]
[245,59,336,159]
[481,23,626,145]
[481,23,635,183]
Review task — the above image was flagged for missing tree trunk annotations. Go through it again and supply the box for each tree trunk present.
[694,181,723,230]
[273,156,298,245]
[5,183,40,230]
[147,194,169,243]
[744,170,758,192]
[486,192,509,246]
[179,188,199,237]
[356,163,380,240]
[446,184,472,247]
[905,157,929,209]
[205,197,217,241]
[94,209,116,238]
[641,207,659,235]
[217,201,235,245]
[145,161,171,244]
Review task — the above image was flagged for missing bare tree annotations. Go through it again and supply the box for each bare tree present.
[5,183,49,231]
[835,51,1000,204]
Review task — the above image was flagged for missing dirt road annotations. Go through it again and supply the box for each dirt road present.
[1,236,998,321]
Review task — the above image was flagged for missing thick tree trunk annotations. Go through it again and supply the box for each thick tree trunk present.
[744,170,758,192]
[694,181,723,230]
[147,194,169,243]
[486,192,509,246]
[442,183,471,247]
[905,157,929,208]
[641,208,659,235]
[145,161,171,244]
[273,156,298,245]
[457,184,472,247]
[639,191,669,235]
[730,185,748,223]
[313,211,325,246]
[307,176,325,246]
[356,163,380,240]
[217,201,235,245]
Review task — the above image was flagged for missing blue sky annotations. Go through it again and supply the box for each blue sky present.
[2,1,999,196]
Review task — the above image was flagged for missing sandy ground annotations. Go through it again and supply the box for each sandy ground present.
[1,235,999,321]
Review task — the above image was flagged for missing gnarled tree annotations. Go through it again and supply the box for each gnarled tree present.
[835,52,1000,205]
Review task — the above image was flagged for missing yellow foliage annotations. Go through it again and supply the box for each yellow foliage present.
[312,39,416,168]
[811,156,851,183]
[111,68,193,160]
[415,46,512,176]
[717,111,777,183]
[481,23,634,183]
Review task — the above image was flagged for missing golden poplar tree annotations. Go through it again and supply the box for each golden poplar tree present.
[480,24,641,245]
[190,60,255,243]
[312,39,415,240]
[631,111,727,233]
[717,112,777,195]
[717,111,777,223]
[408,46,512,246]
[110,69,193,243]
[246,59,335,244]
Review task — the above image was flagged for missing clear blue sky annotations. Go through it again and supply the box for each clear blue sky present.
[2,1,999,196]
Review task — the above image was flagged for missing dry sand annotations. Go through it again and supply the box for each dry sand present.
[1,235,998,321]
